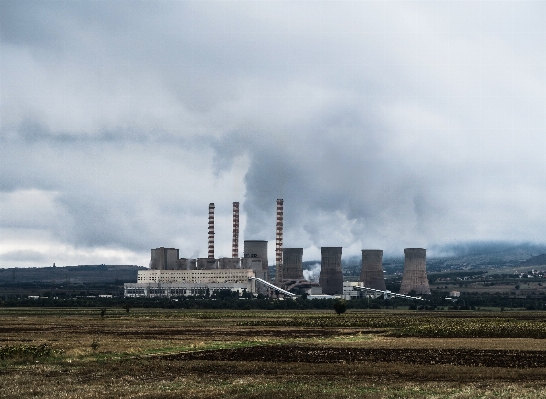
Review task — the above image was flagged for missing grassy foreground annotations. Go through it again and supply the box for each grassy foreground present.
[0,308,545,398]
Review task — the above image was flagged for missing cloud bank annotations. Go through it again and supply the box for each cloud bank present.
[1,1,545,267]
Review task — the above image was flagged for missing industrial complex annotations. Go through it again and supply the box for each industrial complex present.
[124,200,431,300]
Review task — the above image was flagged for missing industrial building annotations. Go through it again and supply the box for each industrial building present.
[150,247,180,270]
[124,269,256,298]
[342,281,384,300]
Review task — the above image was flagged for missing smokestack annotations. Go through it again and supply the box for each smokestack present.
[399,248,431,295]
[208,203,215,259]
[275,199,284,285]
[319,247,343,294]
[232,202,239,258]
[360,250,386,291]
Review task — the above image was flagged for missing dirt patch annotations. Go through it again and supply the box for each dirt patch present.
[165,345,546,368]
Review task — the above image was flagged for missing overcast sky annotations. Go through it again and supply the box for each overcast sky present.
[1,1,545,268]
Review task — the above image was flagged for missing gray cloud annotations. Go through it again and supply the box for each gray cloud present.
[1,250,47,263]
[1,1,545,267]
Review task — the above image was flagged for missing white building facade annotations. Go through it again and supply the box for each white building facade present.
[124,269,256,298]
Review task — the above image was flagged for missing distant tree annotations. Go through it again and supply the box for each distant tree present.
[100,308,106,317]
[333,299,347,315]
[122,303,131,314]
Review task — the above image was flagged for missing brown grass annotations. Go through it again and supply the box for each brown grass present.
[0,308,545,398]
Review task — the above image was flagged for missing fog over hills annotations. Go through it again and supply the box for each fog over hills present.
[310,241,546,273]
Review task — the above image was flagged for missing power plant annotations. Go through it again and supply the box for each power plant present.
[124,200,430,299]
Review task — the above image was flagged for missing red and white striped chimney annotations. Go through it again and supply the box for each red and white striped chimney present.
[208,203,215,259]
[232,202,239,259]
[276,199,283,284]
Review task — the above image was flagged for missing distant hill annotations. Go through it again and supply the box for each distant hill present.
[0,265,146,284]
[432,241,546,259]
[520,254,546,267]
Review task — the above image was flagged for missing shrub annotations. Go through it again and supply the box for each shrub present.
[0,344,60,361]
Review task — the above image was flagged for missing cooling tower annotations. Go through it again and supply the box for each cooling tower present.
[360,249,386,291]
[283,248,304,280]
[244,240,269,280]
[399,248,431,295]
[319,247,343,295]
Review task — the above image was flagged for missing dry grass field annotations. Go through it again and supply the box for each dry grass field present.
[1,308,545,398]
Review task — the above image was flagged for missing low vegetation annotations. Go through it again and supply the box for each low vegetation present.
[0,308,545,398]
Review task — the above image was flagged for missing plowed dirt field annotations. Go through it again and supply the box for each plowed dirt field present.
[166,344,546,368]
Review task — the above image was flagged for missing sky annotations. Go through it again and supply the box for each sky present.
[1,1,545,268]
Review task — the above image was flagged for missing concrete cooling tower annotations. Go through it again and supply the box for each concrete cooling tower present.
[399,248,431,295]
[282,248,304,280]
[360,249,386,291]
[319,247,343,295]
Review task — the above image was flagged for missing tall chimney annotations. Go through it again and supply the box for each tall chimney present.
[208,203,215,259]
[232,202,239,258]
[276,199,284,285]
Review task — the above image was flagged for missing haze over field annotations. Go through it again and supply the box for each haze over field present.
[1,1,545,268]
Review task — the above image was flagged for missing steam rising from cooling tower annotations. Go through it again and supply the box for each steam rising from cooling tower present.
[399,248,431,295]
[360,250,386,290]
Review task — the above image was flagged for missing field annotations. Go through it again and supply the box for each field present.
[1,308,545,398]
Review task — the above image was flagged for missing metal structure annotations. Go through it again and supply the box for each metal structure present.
[208,203,215,259]
[360,249,386,291]
[275,199,283,285]
[353,285,426,301]
[232,202,239,259]
[399,248,431,295]
[319,247,343,295]
[249,276,295,297]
